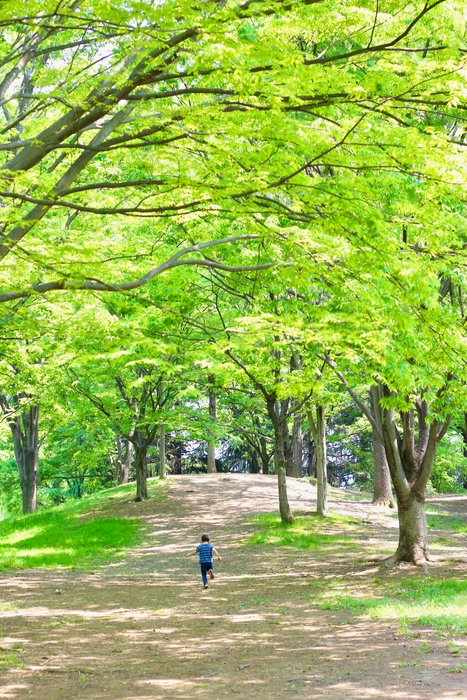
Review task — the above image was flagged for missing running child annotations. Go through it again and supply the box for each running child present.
[186,534,221,589]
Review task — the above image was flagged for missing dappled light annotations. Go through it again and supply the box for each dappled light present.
[0,475,466,698]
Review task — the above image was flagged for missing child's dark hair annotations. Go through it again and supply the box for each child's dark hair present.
[201,533,210,542]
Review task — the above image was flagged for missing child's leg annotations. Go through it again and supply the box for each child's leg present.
[200,563,209,586]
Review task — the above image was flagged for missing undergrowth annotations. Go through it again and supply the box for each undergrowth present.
[0,479,166,570]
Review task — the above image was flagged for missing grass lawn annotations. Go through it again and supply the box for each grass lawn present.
[0,479,166,570]
[248,508,467,635]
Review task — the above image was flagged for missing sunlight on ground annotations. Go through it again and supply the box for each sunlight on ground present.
[1,476,467,699]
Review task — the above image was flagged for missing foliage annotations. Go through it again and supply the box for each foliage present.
[0,450,21,519]
[430,430,467,493]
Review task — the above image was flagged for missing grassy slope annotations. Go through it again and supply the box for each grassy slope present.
[0,480,166,570]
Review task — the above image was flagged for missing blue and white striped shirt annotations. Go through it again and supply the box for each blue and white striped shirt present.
[196,543,213,564]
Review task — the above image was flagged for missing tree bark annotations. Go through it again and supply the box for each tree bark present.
[305,430,317,477]
[4,401,40,514]
[159,424,166,479]
[207,376,217,473]
[133,438,149,501]
[267,398,293,523]
[291,416,303,478]
[171,440,183,474]
[392,495,429,565]
[283,416,294,476]
[380,386,447,566]
[122,439,132,484]
[18,405,39,514]
[307,406,328,517]
[369,386,395,507]
[259,436,270,474]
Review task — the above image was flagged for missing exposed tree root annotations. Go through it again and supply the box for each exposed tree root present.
[366,554,392,563]
[371,497,395,509]
[368,551,435,572]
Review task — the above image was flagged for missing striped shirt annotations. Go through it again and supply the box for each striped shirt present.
[196,543,214,564]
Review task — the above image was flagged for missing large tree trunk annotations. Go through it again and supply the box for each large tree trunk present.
[159,424,166,479]
[207,376,217,473]
[369,386,395,507]
[307,406,328,517]
[393,496,429,565]
[380,387,448,566]
[0,396,40,514]
[291,416,303,478]
[133,439,149,501]
[12,405,40,514]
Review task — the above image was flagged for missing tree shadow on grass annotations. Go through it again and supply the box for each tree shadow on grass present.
[247,512,362,552]
[322,576,467,634]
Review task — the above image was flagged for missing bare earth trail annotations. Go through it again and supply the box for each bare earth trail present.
[1,474,467,700]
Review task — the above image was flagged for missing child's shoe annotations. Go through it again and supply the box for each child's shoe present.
[203,584,209,589]
[208,569,214,580]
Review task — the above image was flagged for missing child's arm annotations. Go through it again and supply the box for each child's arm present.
[186,550,198,558]
[212,547,221,561]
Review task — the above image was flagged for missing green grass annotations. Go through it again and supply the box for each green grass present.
[247,512,361,550]
[426,512,467,534]
[0,651,22,669]
[0,480,166,570]
[322,577,467,633]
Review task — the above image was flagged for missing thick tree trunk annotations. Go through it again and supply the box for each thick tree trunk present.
[207,376,217,473]
[369,386,395,507]
[134,441,149,501]
[291,416,303,478]
[393,496,430,565]
[380,387,447,566]
[11,405,40,514]
[159,424,166,479]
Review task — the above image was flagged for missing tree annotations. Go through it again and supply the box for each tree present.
[0,398,39,513]
[1,0,465,307]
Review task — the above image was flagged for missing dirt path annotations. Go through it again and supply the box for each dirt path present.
[1,474,467,700]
